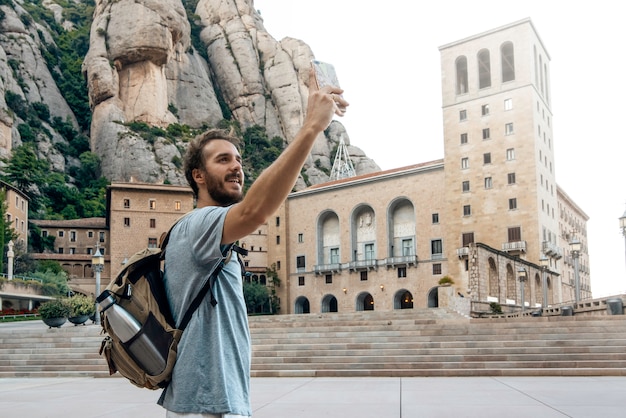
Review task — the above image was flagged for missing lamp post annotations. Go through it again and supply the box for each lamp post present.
[619,211,626,272]
[539,255,549,308]
[569,237,581,304]
[517,267,527,312]
[92,247,105,325]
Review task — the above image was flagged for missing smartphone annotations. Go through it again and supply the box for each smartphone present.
[311,59,340,90]
[311,59,345,115]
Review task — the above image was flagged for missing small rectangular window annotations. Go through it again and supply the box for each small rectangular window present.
[462,232,475,246]
[364,243,375,260]
[58,247,64,254]
[508,227,521,242]
[298,276,305,286]
[149,199,156,210]
[506,148,515,161]
[482,128,490,140]
[505,123,514,135]
[360,271,368,281]
[481,104,490,116]
[431,239,443,257]
[58,231,64,237]
[88,231,94,238]
[275,217,280,227]
[42,230,48,237]
[175,200,181,211]
[124,217,130,227]
[330,247,339,264]
[276,235,280,245]
[462,180,470,192]
[298,233,304,243]
[123,199,130,209]
[460,133,468,144]
[148,238,158,248]
[99,231,105,242]
[508,173,516,184]
[432,263,442,275]
[463,205,471,216]
[397,267,407,278]
[483,153,491,164]
[402,239,413,256]
[504,98,513,111]
[509,198,517,210]
[484,177,493,189]
[432,213,439,224]
[70,231,76,242]
[459,109,467,121]
[325,274,332,284]
[461,157,469,169]
[150,219,156,228]
[296,255,306,269]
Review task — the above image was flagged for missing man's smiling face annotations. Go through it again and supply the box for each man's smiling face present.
[198,139,244,207]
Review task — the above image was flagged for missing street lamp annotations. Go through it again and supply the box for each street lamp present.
[92,247,105,325]
[517,267,527,312]
[619,211,626,272]
[569,237,582,304]
[539,255,549,308]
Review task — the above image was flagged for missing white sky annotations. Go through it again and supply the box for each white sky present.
[254,0,626,297]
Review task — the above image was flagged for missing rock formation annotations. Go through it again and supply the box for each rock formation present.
[0,0,379,189]
[82,0,379,186]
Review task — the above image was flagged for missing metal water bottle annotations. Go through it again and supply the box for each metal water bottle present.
[96,290,167,375]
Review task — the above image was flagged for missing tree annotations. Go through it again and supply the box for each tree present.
[243,281,270,314]
[1,144,48,199]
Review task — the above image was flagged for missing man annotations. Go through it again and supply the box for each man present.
[158,70,348,417]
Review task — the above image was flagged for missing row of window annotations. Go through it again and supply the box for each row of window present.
[455,42,515,94]
[123,218,157,228]
[297,262,446,287]
[57,247,106,255]
[462,198,517,216]
[461,149,516,169]
[459,125,515,145]
[6,215,25,233]
[122,198,182,211]
[462,173,516,192]
[42,230,106,243]
[462,227,522,245]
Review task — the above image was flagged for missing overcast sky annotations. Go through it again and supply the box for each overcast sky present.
[254,0,626,297]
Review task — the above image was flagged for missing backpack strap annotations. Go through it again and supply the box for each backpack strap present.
[177,244,233,330]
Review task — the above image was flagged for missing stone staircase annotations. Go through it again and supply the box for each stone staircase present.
[1,308,626,378]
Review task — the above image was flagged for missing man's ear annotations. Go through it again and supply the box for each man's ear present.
[192,168,205,185]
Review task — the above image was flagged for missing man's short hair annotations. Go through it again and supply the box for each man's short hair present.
[184,129,242,198]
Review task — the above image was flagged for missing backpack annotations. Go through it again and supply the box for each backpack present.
[97,218,247,390]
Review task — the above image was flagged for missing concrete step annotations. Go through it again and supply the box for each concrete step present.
[2,311,626,378]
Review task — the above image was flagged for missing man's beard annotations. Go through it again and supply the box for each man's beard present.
[204,171,243,206]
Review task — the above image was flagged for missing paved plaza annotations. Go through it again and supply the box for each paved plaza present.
[1,375,626,417]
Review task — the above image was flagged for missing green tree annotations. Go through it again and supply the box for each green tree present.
[243,281,270,315]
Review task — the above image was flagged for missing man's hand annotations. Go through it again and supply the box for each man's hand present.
[303,69,349,132]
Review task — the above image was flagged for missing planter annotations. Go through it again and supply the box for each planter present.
[42,317,67,328]
[68,315,89,325]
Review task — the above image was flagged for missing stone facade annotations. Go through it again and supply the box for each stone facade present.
[29,217,109,297]
[264,19,590,315]
[1,181,29,248]
[106,182,194,279]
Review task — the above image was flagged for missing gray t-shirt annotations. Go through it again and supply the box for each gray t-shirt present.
[158,207,251,416]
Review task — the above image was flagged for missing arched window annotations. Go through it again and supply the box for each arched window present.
[455,56,468,94]
[478,49,491,89]
[501,42,515,82]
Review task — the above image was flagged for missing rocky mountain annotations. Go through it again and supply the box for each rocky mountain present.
[0,0,379,193]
